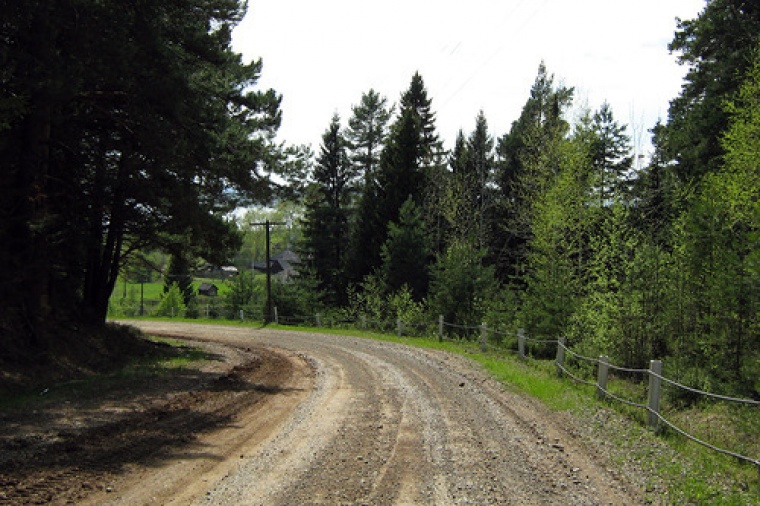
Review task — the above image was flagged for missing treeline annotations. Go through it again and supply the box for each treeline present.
[2,1,757,397]
[287,1,759,397]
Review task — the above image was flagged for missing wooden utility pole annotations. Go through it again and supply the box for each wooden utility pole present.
[253,219,285,323]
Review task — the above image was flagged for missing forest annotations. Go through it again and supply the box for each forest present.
[1,1,758,397]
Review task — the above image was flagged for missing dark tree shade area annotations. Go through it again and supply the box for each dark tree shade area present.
[1,1,280,358]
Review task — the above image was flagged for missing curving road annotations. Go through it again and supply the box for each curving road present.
[102,321,638,505]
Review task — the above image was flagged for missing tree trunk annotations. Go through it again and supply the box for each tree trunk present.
[11,3,57,345]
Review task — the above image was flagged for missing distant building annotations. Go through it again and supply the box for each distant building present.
[198,283,219,297]
[252,249,300,282]
[196,265,239,279]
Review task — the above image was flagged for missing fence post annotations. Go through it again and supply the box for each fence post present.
[397,318,402,337]
[518,328,526,359]
[438,315,444,342]
[480,323,487,353]
[315,313,321,327]
[647,360,663,429]
[273,306,279,325]
[597,356,609,400]
[361,315,367,330]
[555,337,566,378]
[239,309,244,321]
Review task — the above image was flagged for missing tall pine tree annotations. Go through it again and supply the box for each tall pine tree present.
[301,114,356,306]
[346,89,393,189]
[664,0,760,183]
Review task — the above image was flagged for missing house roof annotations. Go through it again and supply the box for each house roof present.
[252,249,300,277]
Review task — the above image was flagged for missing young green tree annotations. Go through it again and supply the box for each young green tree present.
[224,270,260,319]
[156,283,187,318]
[520,134,594,339]
[428,240,496,331]
[163,252,195,307]
[380,197,431,301]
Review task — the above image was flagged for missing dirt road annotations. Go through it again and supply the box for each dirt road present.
[0,322,640,505]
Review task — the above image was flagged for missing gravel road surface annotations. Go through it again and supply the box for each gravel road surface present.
[113,322,638,505]
[0,321,641,505]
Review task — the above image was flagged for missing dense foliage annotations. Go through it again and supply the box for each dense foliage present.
[292,2,759,396]
[1,1,280,356]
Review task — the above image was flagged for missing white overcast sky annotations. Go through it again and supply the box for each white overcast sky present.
[232,0,706,157]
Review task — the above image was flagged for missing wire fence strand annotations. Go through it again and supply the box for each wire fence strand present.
[561,344,599,364]
[556,362,597,388]
[652,372,760,406]
[652,410,760,466]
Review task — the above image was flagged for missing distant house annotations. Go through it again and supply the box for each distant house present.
[252,249,300,282]
[221,266,239,277]
[198,283,219,297]
[196,264,239,279]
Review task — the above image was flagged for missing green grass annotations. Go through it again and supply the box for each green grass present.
[111,277,235,303]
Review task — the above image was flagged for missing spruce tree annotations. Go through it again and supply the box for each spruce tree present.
[380,197,430,300]
[348,73,440,284]
[301,114,356,306]
[590,102,633,205]
[399,72,442,164]
[466,111,495,249]
[164,252,194,307]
